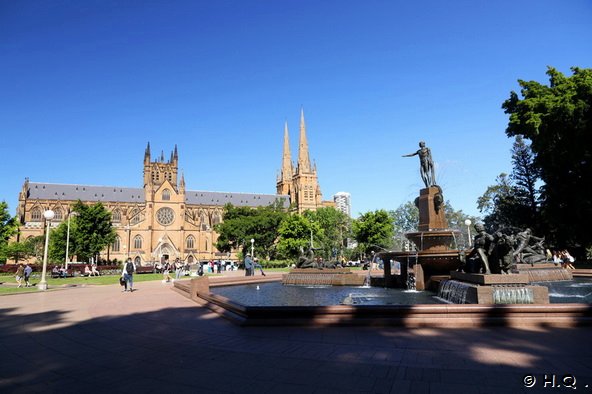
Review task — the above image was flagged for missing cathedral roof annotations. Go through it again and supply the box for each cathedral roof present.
[186,190,290,208]
[25,182,290,208]
[26,182,144,203]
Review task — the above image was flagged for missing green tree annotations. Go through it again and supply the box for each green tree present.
[502,66,592,248]
[390,201,418,251]
[303,207,351,260]
[478,139,542,233]
[443,201,480,248]
[352,210,394,257]
[215,202,288,259]
[71,201,116,262]
[0,202,18,263]
[276,214,319,260]
[1,241,34,263]
[48,220,77,263]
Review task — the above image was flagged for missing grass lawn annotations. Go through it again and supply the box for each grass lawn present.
[0,273,180,295]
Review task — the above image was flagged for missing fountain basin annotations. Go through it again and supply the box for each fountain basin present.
[405,229,462,253]
[173,277,592,327]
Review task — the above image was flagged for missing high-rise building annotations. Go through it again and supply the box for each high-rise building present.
[333,192,351,217]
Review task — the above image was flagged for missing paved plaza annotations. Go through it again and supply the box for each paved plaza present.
[1,275,591,393]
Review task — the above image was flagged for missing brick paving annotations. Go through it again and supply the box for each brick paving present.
[1,274,591,393]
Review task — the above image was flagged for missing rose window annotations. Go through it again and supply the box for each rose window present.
[156,207,175,226]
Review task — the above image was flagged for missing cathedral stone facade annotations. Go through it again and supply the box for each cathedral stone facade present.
[15,111,330,264]
[276,110,325,213]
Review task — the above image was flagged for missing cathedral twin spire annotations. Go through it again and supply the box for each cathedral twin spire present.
[279,109,315,183]
[277,109,321,212]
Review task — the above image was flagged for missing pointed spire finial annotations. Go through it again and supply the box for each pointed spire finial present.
[297,108,311,173]
[280,121,293,181]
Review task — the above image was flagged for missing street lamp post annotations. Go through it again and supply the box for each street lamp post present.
[250,238,254,258]
[38,209,55,291]
[125,224,131,258]
[64,211,78,270]
[464,219,472,247]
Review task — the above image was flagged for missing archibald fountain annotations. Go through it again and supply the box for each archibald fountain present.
[377,141,465,291]
[178,140,590,324]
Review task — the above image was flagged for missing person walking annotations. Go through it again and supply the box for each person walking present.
[244,254,254,276]
[162,258,172,283]
[23,264,33,287]
[15,264,25,288]
[122,258,136,292]
[174,258,183,280]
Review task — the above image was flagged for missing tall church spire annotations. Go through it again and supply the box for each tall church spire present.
[144,142,151,164]
[297,108,311,173]
[281,121,293,181]
[276,121,294,196]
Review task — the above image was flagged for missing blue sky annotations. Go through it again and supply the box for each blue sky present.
[1,0,591,219]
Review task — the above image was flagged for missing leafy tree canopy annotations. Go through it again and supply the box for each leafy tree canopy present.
[215,202,288,259]
[0,201,17,245]
[276,214,319,260]
[502,67,591,247]
[352,209,394,256]
[478,137,542,233]
[71,201,116,262]
[303,207,351,260]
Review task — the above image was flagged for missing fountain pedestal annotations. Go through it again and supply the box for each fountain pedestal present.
[439,272,550,304]
[383,186,463,290]
[282,269,366,286]
[515,263,573,282]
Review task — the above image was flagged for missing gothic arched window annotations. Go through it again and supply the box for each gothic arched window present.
[133,235,143,249]
[112,210,121,222]
[186,235,195,249]
[130,209,141,225]
[112,236,121,252]
[31,208,42,221]
[162,189,171,201]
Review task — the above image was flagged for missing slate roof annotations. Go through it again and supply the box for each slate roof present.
[25,182,290,208]
[185,190,290,208]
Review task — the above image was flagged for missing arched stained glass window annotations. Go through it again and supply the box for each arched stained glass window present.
[31,208,42,221]
[186,235,195,249]
[133,235,143,249]
[112,236,121,252]
[112,210,121,222]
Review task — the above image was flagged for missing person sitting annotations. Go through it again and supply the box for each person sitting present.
[84,265,92,277]
[561,250,575,270]
[52,266,60,278]
[253,258,266,276]
[90,263,100,276]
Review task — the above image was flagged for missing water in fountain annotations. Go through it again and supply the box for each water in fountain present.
[437,280,472,304]
[406,253,418,290]
[406,273,416,291]
[537,278,592,303]
[492,285,534,304]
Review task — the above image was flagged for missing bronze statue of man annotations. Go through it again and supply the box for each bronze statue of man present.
[403,141,436,188]
[468,223,494,274]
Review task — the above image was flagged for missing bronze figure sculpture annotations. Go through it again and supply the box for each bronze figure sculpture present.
[403,141,436,188]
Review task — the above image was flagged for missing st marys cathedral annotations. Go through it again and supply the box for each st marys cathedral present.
[15,110,332,264]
